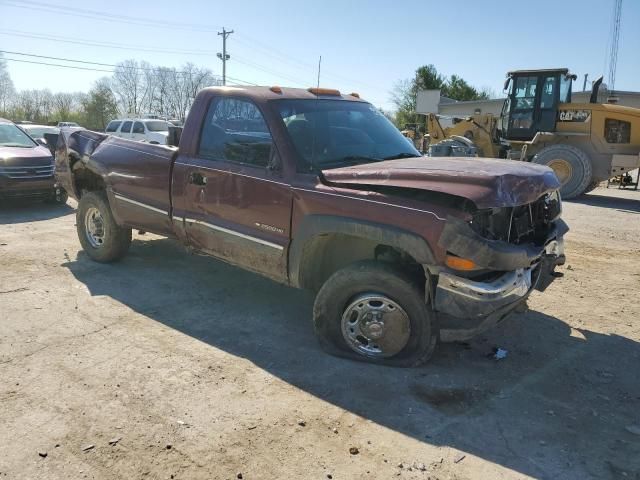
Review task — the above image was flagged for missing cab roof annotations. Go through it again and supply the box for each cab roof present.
[200,85,365,102]
[507,68,570,77]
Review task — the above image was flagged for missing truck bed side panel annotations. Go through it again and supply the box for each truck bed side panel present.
[62,131,177,236]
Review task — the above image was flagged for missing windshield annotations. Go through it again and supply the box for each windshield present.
[145,120,169,132]
[276,99,420,170]
[0,123,38,148]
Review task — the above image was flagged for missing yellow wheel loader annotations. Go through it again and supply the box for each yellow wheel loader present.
[427,69,640,199]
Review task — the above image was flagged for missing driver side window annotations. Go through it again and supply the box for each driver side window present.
[198,97,273,168]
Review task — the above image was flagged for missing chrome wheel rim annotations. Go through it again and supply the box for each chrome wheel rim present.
[341,293,411,358]
[84,207,105,248]
[547,159,573,186]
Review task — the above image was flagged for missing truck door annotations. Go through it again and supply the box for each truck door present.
[173,96,292,282]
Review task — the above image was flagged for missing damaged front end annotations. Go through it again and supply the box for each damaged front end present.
[434,190,568,342]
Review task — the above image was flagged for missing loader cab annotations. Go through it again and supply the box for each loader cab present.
[501,69,576,141]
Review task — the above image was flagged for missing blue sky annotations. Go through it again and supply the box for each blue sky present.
[1,0,638,110]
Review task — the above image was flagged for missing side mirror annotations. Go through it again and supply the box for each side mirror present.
[36,137,47,147]
[503,77,511,93]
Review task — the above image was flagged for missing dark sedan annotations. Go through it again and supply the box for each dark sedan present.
[0,118,67,203]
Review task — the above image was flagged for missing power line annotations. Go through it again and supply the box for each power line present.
[0,0,222,32]
[2,51,259,86]
[234,32,387,92]
[0,1,389,98]
[0,33,319,88]
[0,33,312,87]
[3,57,114,73]
[2,50,150,70]
[0,29,215,56]
[232,55,309,87]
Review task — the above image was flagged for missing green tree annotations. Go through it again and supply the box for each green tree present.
[414,65,447,92]
[82,78,118,131]
[391,64,489,126]
[444,75,489,101]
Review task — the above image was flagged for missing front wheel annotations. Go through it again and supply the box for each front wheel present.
[313,261,437,367]
[531,144,592,199]
[45,188,68,205]
[76,191,131,263]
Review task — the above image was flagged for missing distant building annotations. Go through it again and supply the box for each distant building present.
[416,88,640,127]
[572,89,640,109]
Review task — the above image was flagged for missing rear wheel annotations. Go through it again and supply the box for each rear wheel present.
[531,144,592,199]
[313,260,437,367]
[76,191,131,263]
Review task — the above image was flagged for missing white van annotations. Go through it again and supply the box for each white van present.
[105,118,170,145]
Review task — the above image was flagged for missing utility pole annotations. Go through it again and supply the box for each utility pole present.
[217,27,234,85]
[583,73,588,92]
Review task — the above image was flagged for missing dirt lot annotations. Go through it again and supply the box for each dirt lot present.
[1,186,639,480]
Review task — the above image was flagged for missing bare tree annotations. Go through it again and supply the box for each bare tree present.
[111,60,144,116]
[151,66,173,118]
[169,63,219,120]
[53,92,75,120]
[0,53,15,115]
[6,57,222,123]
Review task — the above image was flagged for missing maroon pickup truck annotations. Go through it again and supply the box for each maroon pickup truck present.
[56,86,567,366]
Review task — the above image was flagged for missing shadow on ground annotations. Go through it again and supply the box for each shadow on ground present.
[64,238,640,480]
[568,191,640,213]
[0,199,74,224]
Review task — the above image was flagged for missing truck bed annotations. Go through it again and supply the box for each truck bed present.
[56,130,178,234]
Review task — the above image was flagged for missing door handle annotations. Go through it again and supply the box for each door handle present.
[189,172,207,186]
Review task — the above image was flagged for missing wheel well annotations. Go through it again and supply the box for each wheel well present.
[73,167,106,197]
[298,233,425,292]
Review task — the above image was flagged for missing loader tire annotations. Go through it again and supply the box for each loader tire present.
[583,180,601,194]
[77,191,131,263]
[531,144,592,199]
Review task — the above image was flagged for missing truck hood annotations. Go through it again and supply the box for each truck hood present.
[0,145,53,166]
[321,156,561,208]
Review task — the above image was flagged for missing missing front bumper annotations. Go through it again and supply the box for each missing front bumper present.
[436,268,532,319]
[435,239,564,342]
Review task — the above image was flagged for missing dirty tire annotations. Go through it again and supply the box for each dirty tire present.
[76,191,131,263]
[313,260,437,367]
[531,144,592,199]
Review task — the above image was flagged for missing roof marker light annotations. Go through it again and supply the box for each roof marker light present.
[307,87,341,96]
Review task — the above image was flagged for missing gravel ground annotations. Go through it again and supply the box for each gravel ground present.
[0,185,639,480]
